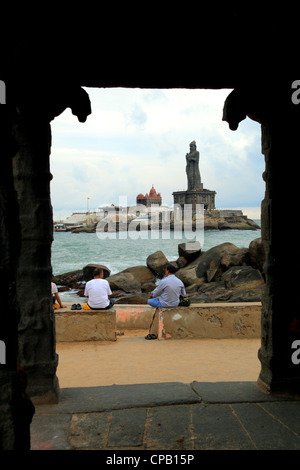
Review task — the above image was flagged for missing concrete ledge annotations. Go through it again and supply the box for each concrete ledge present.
[115,302,261,339]
[115,304,154,330]
[55,309,116,342]
[149,303,262,339]
[55,303,261,341]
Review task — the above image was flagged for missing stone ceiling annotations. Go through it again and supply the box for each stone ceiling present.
[4,7,290,94]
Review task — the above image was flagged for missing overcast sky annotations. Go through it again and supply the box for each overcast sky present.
[50,87,265,220]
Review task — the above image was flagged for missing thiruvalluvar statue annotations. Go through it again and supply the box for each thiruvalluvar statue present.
[186,141,201,190]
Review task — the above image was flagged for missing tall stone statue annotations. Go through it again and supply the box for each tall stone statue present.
[173,140,215,213]
[186,141,202,190]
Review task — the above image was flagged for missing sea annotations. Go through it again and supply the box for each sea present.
[52,221,261,302]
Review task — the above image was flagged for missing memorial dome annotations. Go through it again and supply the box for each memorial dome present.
[149,185,158,198]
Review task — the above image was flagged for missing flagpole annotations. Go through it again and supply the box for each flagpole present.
[87,197,90,213]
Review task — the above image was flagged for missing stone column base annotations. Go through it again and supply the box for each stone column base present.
[24,356,60,405]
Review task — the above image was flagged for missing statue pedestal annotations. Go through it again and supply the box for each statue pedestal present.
[173,188,216,213]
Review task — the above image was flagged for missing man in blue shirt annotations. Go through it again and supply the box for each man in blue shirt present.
[148,264,186,308]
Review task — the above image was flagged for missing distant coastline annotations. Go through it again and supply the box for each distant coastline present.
[53,207,260,233]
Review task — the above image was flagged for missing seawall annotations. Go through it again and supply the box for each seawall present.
[55,302,261,342]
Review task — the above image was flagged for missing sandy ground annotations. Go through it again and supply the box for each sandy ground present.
[56,330,261,387]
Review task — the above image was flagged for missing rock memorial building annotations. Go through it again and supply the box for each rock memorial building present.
[173,141,216,213]
[136,185,162,207]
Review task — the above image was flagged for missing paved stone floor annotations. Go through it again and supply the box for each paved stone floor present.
[31,382,300,451]
[30,333,300,452]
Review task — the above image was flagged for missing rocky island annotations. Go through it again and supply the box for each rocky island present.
[67,209,260,233]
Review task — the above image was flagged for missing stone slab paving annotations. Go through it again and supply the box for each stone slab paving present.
[30,382,300,451]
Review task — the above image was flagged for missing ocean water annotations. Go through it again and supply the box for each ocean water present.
[51,221,261,276]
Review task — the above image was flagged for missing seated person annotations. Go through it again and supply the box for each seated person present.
[84,267,115,310]
[51,282,67,309]
[147,264,186,308]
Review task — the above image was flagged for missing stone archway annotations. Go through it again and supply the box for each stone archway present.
[10,82,300,406]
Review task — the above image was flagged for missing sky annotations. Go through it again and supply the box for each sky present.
[50,87,265,221]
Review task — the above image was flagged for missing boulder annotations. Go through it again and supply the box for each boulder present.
[249,237,265,271]
[178,241,201,262]
[83,263,111,280]
[176,256,188,269]
[220,247,249,269]
[191,281,232,302]
[141,281,157,293]
[175,257,199,286]
[176,262,206,287]
[110,289,127,298]
[107,272,141,293]
[245,218,261,229]
[146,250,169,277]
[52,269,84,289]
[228,285,264,302]
[221,265,265,289]
[189,280,264,303]
[176,242,250,286]
[120,265,155,284]
[195,242,243,279]
[176,243,229,286]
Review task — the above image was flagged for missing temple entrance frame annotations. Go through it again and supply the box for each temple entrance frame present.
[2,80,300,451]
[14,84,300,400]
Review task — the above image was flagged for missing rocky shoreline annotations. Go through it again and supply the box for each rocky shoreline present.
[52,238,265,304]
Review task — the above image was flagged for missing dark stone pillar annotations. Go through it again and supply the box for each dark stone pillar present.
[0,106,35,449]
[258,103,300,394]
[12,114,59,404]
[0,107,19,448]
[223,83,300,394]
